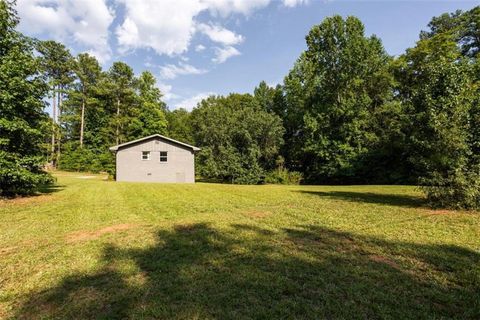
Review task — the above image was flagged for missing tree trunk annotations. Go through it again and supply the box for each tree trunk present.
[80,89,85,147]
[116,98,120,145]
[51,87,56,167]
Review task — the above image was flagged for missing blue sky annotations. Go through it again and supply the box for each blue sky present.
[16,0,480,110]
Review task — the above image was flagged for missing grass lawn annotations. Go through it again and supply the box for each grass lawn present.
[0,172,479,319]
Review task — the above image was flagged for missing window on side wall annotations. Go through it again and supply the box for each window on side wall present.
[142,151,150,160]
[160,151,168,162]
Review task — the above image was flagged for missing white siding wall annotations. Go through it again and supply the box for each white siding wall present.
[116,137,195,183]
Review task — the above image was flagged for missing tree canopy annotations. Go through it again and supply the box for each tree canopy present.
[0,1,53,195]
[192,94,284,184]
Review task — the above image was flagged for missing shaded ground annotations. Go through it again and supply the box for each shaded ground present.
[297,190,427,208]
[1,173,479,319]
[13,224,480,319]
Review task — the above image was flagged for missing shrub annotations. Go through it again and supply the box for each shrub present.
[265,167,303,185]
[420,167,480,210]
[0,152,54,196]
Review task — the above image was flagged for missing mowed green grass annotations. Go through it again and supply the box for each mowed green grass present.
[0,172,479,319]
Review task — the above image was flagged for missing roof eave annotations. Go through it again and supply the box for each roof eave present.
[109,134,200,152]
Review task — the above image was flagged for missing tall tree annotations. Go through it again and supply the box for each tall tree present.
[0,0,53,195]
[166,108,194,145]
[191,94,284,184]
[107,62,136,145]
[281,53,311,172]
[394,33,479,208]
[132,71,168,137]
[283,15,392,182]
[37,40,74,165]
[254,81,286,117]
[72,53,102,147]
[421,6,480,58]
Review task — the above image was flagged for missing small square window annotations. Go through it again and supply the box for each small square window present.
[160,151,168,162]
[142,151,150,160]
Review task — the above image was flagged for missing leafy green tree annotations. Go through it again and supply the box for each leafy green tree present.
[0,0,53,195]
[254,81,287,119]
[283,16,392,182]
[395,33,479,209]
[132,71,168,137]
[81,70,112,149]
[72,53,102,147]
[191,94,284,184]
[471,59,480,161]
[166,109,195,144]
[57,53,115,174]
[421,6,480,58]
[281,53,311,172]
[254,81,276,112]
[59,61,170,174]
[106,62,136,145]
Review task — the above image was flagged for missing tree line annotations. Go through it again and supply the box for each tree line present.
[1,1,479,209]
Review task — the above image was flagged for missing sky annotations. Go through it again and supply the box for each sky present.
[15,0,480,111]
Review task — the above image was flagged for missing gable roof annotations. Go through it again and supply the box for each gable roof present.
[109,134,200,152]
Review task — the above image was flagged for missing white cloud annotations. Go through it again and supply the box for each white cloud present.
[159,62,208,79]
[116,0,203,56]
[283,0,309,7]
[197,23,244,46]
[173,92,216,111]
[195,44,206,52]
[157,82,178,101]
[115,0,267,57]
[212,46,241,63]
[17,0,114,63]
[86,49,111,65]
[203,0,270,16]
[16,0,308,63]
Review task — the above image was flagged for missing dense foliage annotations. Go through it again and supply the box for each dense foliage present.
[192,94,284,184]
[282,16,394,183]
[0,1,53,195]
[54,61,168,173]
[1,0,479,208]
[399,13,480,209]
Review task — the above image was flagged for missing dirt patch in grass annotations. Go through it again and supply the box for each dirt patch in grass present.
[0,246,17,256]
[0,238,52,256]
[66,224,137,243]
[369,254,400,269]
[0,303,11,320]
[243,210,272,218]
[0,194,53,206]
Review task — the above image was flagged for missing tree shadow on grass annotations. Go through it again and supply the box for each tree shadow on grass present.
[13,223,479,319]
[0,184,65,200]
[37,184,65,195]
[297,190,426,208]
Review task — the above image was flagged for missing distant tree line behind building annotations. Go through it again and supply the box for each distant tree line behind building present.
[1,0,479,209]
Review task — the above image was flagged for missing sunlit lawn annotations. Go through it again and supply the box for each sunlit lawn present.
[0,171,479,319]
